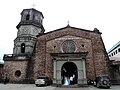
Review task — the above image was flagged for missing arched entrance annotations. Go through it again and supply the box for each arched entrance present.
[61,62,78,85]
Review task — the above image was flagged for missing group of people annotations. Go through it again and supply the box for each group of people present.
[64,74,75,85]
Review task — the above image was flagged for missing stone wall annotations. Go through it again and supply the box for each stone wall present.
[3,60,28,83]
[33,40,46,79]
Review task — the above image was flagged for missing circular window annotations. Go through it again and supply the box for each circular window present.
[15,70,21,77]
[62,40,76,53]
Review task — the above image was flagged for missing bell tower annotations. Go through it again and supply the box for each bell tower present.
[13,8,45,55]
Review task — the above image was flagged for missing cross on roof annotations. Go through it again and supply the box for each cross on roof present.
[68,21,69,25]
[67,21,70,26]
[32,3,36,8]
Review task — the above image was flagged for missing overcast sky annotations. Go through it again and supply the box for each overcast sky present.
[0,0,120,62]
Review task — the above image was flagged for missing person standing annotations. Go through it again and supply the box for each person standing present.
[70,76,73,85]
[64,77,68,85]
[68,77,70,85]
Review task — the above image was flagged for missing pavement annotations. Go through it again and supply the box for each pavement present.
[0,84,120,90]
[0,84,55,90]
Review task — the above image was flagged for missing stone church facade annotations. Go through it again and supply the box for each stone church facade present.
[3,8,110,85]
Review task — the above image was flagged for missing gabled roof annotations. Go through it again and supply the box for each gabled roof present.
[37,25,101,37]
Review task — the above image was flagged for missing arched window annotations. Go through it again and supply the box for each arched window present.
[26,14,30,20]
[33,15,35,20]
[21,43,25,53]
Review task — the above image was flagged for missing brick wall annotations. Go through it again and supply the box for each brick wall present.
[35,26,109,80]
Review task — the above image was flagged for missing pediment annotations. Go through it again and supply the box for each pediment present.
[38,26,101,41]
[37,26,101,41]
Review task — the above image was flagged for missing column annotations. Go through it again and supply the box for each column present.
[82,59,87,84]
[77,60,83,86]
[56,61,62,85]
[53,60,57,84]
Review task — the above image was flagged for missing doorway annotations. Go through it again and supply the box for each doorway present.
[61,62,78,85]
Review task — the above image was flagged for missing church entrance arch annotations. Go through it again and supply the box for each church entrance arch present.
[52,53,88,86]
[61,62,78,85]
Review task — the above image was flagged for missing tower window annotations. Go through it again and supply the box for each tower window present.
[21,43,25,53]
[26,14,30,20]
[33,15,35,20]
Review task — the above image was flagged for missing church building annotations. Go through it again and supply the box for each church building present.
[3,8,110,86]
